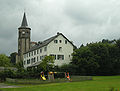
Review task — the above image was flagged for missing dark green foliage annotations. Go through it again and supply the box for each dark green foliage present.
[70,39,120,76]
[38,56,54,72]
[0,54,11,67]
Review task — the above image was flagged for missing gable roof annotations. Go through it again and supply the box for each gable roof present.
[24,32,75,54]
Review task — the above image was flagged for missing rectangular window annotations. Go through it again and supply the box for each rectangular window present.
[42,56,44,60]
[29,53,30,57]
[23,61,26,65]
[59,47,62,51]
[57,55,64,60]
[37,49,39,54]
[44,47,47,51]
[24,55,26,58]
[31,51,33,56]
[65,40,67,44]
[40,56,42,60]
[40,49,42,53]
[50,54,56,60]
[54,40,58,43]
[27,59,30,64]
[69,55,70,57]
[37,56,38,61]
[34,57,36,62]
[34,50,36,55]
[31,58,33,63]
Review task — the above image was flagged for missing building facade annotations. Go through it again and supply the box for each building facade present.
[23,32,75,68]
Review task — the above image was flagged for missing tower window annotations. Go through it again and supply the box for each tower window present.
[54,40,58,43]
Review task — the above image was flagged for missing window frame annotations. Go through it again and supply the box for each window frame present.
[54,40,58,43]
[57,55,64,60]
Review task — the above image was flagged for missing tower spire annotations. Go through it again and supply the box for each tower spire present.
[19,12,31,30]
[21,12,28,27]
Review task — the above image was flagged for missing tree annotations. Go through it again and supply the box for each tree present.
[16,61,24,72]
[0,54,11,67]
[72,46,99,75]
[71,40,120,76]
[38,56,54,72]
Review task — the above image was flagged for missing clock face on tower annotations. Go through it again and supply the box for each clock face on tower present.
[22,31,25,34]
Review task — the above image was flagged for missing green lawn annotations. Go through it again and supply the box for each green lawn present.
[1,76,120,91]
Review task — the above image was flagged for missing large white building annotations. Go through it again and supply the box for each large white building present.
[23,32,75,68]
[16,12,75,68]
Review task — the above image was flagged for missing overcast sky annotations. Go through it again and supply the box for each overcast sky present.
[1,0,120,56]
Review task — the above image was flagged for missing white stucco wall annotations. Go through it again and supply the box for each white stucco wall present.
[23,34,74,68]
[47,35,73,66]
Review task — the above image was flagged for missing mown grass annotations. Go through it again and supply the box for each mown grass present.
[0,76,120,91]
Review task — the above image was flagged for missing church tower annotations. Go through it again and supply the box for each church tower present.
[18,12,31,61]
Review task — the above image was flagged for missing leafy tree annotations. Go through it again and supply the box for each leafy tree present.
[0,54,11,67]
[71,39,120,76]
[72,46,99,75]
[38,56,54,72]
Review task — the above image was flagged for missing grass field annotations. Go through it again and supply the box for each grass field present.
[0,76,120,91]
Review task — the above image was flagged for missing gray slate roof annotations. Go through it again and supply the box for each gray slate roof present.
[24,33,75,54]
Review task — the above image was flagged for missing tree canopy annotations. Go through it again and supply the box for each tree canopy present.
[70,39,120,75]
[0,54,11,67]
[38,56,55,72]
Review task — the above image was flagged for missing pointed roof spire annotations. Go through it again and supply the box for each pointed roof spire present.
[19,12,31,30]
[21,12,28,27]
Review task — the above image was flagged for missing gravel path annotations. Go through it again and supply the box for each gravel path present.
[0,83,22,88]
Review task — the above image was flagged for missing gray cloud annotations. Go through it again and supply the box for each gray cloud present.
[0,0,120,55]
